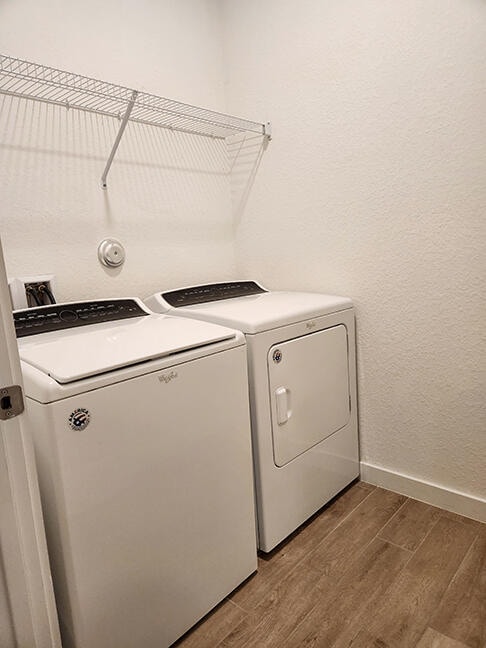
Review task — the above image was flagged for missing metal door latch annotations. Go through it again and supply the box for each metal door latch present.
[0,385,24,420]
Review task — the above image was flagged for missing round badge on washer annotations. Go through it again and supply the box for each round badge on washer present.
[272,349,282,363]
[68,408,90,431]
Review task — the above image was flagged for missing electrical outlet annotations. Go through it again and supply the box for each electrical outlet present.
[9,275,57,310]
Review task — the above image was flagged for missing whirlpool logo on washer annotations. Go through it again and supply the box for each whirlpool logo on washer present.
[158,370,178,384]
[68,408,90,431]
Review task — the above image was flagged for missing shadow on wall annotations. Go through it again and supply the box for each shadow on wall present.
[0,93,232,223]
[228,132,267,228]
[0,92,269,298]
[0,93,268,233]
[0,93,247,250]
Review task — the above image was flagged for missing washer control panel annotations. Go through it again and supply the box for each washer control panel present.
[14,299,148,338]
[162,281,266,307]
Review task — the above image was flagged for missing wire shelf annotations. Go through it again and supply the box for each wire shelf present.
[0,54,270,187]
[0,54,266,138]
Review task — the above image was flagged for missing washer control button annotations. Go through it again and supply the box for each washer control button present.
[59,310,78,322]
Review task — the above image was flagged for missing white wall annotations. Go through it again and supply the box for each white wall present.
[0,0,236,302]
[1,0,485,527]
[222,0,486,503]
[0,3,238,643]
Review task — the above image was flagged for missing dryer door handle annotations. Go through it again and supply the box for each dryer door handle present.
[275,387,291,425]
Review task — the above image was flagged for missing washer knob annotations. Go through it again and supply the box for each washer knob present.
[59,310,78,322]
[98,238,125,268]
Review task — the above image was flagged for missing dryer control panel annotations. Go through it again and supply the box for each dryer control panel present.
[14,299,148,338]
[162,281,266,307]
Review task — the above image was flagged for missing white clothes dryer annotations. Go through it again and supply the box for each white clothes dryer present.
[146,282,360,552]
[15,298,257,648]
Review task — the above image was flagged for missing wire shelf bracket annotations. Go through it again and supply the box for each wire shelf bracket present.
[100,89,138,189]
[0,54,271,189]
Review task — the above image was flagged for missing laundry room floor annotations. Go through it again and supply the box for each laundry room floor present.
[174,481,486,648]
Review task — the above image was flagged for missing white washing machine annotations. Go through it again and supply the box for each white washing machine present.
[14,298,257,648]
[146,282,360,552]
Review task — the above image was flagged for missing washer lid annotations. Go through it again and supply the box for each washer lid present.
[18,314,238,383]
[147,290,353,334]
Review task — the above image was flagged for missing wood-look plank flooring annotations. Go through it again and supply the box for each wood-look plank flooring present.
[173,482,486,648]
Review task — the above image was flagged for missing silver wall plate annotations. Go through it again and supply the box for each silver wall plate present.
[98,238,125,268]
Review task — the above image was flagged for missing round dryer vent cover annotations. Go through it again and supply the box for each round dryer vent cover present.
[98,238,125,268]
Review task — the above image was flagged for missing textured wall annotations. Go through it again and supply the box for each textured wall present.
[0,2,236,642]
[0,0,236,302]
[222,0,486,500]
[1,0,485,512]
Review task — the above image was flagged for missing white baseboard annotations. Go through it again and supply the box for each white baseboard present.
[360,462,486,524]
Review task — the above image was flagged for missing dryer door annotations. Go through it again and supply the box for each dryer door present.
[268,325,351,467]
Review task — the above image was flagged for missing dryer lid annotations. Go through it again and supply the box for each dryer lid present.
[18,314,238,384]
[146,289,353,334]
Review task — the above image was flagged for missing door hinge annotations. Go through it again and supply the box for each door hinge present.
[0,385,25,420]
